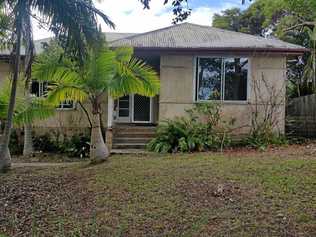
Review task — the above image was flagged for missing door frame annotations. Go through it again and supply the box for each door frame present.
[116,95,131,123]
[115,94,153,123]
[131,94,153,124]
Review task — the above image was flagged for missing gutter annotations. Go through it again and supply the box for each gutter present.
[133,47,309,56]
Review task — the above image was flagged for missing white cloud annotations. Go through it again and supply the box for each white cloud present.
[32,0,237,40]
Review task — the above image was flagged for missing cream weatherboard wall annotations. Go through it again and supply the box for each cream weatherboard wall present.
[159,54,286,136]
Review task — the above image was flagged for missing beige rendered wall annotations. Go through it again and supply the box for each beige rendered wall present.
[159,54,286,136]
[0,59,107,137]
[33,94,108,136]
[0,61,10,87]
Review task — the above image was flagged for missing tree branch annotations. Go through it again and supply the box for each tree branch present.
[284,21,315,32]
[78,102,92,128]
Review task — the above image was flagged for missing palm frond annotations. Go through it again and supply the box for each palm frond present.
[109,57,160,98]
[114,47,133,62]
[84,47,116,92]
[46,85,88,106]
[32,42,78,83]
[31,0,115,60]
[13,98,55,126]
[0,77,55,125]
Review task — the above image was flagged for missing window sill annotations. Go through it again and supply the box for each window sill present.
[56,107,76,111]
[194,100,250,105]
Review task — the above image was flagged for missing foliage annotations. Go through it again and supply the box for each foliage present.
[33,43,160,108]
[243,126,288,151]
[33,42,160,160]
[8,130,23,155]
[140,0,191,24]
[140,0,250,24]
[213,0,316,99]
[148,103,233,153]
[0,78,55,126]
[1,0,114,61]
[33,134,60,154]
[0,2,12,49]
[246,74,288,151]
[64,134,90,158]
[33,133,90,158]
[213,6,265,35]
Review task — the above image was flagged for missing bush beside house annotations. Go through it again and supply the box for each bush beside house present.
[148,102,287,153]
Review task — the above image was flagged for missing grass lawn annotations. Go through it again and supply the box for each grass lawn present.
[1,145,316,236]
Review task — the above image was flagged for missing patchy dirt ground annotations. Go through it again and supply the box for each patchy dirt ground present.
[1,144,316,236]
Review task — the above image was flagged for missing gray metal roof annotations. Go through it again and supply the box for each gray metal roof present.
[0,24,307,56]
[109,23,307,54]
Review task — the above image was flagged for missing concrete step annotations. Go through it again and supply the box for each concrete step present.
[111,149,151,154]
[112,126,156,150]
[113,137,152,144]
[112,143,147,149]
[113,126,156,134]
[113,132,156,138]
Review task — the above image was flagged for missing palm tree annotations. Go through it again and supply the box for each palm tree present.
[0,0,114,171]
[33,43,160,162]
[0,78,55,154]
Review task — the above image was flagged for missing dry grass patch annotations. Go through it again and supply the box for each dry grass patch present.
[0,146,316,236]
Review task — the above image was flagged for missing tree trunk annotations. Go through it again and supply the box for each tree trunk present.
[0,12,22,172]
[22,3,35,157]
[0,135,11,172]
[90,113,109,162]
[23,123,34,156]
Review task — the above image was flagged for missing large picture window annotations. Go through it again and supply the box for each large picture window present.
[196,57,248,101]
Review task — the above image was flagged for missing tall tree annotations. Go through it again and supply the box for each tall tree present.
[212,6,265,36]
[33,44,160,162]
[0,0,114,172]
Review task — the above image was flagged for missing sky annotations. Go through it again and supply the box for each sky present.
[33,0,250,40]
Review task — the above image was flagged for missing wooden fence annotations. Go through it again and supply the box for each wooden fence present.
[286,94,316,138]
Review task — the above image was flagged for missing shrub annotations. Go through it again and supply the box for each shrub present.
[63,134,90,158]
[33,133,60,153]
[9,129,23,155]
[147,103,233,153]
[244,126,288,151]
[33,133,90,158]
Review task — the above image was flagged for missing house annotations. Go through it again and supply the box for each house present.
[0,23,307,150]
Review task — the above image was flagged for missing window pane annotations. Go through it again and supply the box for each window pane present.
[224,58,248,101]
[31,81,40,97]
[42,82,48,97]
[197,58,222,100]
[119,100,129,109]
[58,101,74,109]
[119,109,129,117]
[31,81,48,97]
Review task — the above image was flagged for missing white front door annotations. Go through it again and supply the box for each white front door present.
[116,95,152,123]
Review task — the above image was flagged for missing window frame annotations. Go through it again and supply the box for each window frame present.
[56,101,76,111]
[31,80,76,110]
[193,56,251,104]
